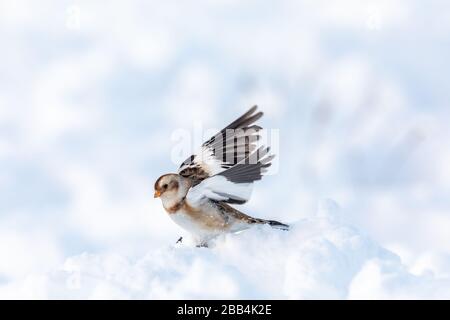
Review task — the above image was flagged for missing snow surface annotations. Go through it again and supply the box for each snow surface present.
[2,200,449,300]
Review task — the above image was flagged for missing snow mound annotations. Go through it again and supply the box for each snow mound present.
[3,201,450,299]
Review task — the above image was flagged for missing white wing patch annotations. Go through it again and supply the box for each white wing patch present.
[186,175,253,207]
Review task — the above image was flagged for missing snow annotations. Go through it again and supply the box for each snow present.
[1,200,449,300]
[1,0,450,299]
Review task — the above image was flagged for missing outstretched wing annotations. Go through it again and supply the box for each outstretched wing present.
[179,105,263,184]
[180,106,275,205]
[186,146,274,205]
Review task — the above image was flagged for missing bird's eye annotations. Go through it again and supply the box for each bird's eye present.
[162,184,168,189]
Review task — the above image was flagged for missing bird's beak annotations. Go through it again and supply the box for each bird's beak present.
[154,190,161,198]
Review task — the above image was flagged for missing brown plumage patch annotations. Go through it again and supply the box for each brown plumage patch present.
[216,202,264,224]
[155,174,179,195]
[217,202,289,230]
[166,198,185,214]
[166,199,230,231]
[185,202,229,230]
[154,174,170,191]
[179,166,210,186]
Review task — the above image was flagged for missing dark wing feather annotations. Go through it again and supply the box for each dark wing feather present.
[218,146,274,184]
[181,106,275,205]
[179,106,265,182]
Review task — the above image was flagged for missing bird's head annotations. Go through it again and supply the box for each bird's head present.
[154,174,181,199]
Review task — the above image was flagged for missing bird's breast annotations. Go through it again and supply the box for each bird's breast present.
[167,200,230,235]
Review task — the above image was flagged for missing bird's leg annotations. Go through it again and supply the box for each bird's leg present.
[175,236,183,244]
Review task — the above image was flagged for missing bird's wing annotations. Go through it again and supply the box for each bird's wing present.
[186,142,274,206]
[178,105,269,187]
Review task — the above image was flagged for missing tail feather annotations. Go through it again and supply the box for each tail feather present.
[250,217,289,231]
[216,202,289,231]
[265,219,290,231]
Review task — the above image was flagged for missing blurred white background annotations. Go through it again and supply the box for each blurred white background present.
[1,0,450,294]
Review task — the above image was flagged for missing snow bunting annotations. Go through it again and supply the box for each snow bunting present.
[154,106,288,247]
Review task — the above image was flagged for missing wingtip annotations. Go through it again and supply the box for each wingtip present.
[249,105,258,113]
[245,105,263,119]
[225,105,264,130]
[251,105,263,115]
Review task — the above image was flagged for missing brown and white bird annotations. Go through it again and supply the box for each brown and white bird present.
[154,106,288,247]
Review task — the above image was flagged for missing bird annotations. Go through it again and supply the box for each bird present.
[154,106,288,247]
